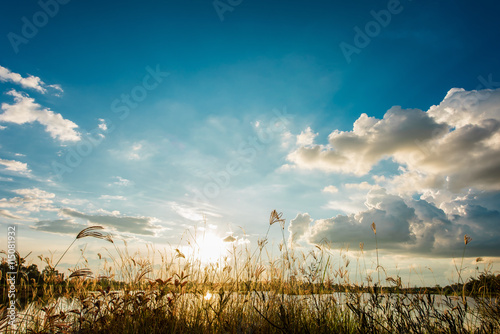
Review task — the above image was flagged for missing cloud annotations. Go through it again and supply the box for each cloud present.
[0,158,31,176]
[287,107,447,175]
[60,208,161,236]
[344,182,373,190]
[280,130,294,149]
[98,119,108,131]
[0,65,45,93]
[128,143,143,160]
[323,199,367,214]
[0,65,63,95]
[322,185,338,193]
[288,213,313,246]
[286,88,500,193]
[309,188,416,248]
[223,235,237,243]
[0,90,80,142]
[0,188,55,213]
[110,176,133,187]
[302,188,500,257]
[0,209,22,219]
[169,201,204,221]
[99,195,126,201]
[296,127,318,146]
[30,219,86,235]
[285,88,500,258]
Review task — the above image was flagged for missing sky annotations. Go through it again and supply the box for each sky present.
[1,0,500,286]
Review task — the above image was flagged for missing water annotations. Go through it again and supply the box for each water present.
[10,291,496,332]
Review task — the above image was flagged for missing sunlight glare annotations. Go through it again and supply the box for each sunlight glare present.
[204,291,213,300]
[193,232,228,264]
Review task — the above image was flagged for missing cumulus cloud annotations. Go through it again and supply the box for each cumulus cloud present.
[308,188,416,247]
[286,88,500,193]
[0,65,64,95]
[0,158,31,176]
[322,185,338,193]
[0,90,80,142]
[0,65,45,93]
[345,182,373,190]
[59,208,161,236]
[296,127,318,146]
[288,213,313,245]
[285,88,500,258]
[98,118,108,131]
[0,65,64,96]
[301,187,500,257]
[0,188,56,213]
[287,107,447,175]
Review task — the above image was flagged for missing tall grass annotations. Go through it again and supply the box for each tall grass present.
[1,211,499,333]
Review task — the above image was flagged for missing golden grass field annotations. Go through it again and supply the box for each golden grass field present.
[1,211,499,333]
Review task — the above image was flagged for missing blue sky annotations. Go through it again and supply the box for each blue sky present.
[1,0,500,285]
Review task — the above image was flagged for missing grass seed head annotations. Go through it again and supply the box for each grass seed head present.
[69,268,94,279]
[269,210,285,228]
[77,226,113,243]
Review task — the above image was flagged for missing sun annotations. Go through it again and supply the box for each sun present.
[192,232,228,264]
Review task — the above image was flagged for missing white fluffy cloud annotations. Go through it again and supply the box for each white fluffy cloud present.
[285,88,500,257]
[287,88,500,193]
[0,188,56,213]
[288,213,313,246]
[296,127,318,146]
[0,90,80,142]
[0,65,63,95]
[322,185,338,193]
[0,158,31,176]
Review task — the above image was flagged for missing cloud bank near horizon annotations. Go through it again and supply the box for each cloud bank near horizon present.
[286,88,500,257]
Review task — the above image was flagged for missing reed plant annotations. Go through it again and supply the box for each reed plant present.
[1,211,499,333]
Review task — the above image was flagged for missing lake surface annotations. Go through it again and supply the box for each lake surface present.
[12,291,495,331]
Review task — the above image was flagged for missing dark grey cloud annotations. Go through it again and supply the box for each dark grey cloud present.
[303,189,500,257]
[307,188,416,250]
[30,219,86,235]
[60,208,160,236]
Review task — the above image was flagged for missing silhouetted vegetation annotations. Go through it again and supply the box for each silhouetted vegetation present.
[1,213,499,333]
